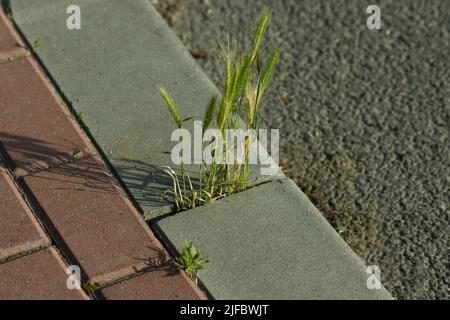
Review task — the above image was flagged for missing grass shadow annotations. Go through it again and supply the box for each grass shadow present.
[0,132,119,194]
[110,158,203,215]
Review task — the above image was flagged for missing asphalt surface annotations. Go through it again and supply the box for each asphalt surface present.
[152,0,449,299]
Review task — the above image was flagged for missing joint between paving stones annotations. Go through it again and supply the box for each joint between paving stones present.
[91,259,208,300]
[0,8,28,63]
[0,157,54,262]
[0,50,29,64]
[86,259,174,298]
[79,251,209,300]
[0,242,50,265]
[45,246,92,300]
[10,151,98,179]
[144,175,284,223]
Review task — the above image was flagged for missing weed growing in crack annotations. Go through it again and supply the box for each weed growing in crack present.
[32,37,41,52]
[81,281,100,297]
[160,9,280,211]
[75,111,84,122]
[175,241,208,283]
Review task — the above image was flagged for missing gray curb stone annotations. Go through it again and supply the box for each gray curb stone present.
[155,178,393,299]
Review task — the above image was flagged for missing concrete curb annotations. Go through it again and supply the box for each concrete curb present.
[154,178,393,299]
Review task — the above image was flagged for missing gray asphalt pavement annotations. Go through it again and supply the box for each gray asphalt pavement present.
[153,0,449,299]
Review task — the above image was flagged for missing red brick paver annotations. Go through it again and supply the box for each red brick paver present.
[97,263,206,300]
[0,167,49,260]
[0,11,26,61]
[0,247,87,299]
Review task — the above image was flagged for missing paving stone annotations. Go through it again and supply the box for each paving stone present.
[97,263,205,300]
[9,0,280,218]
[0,57,92,174]
[155,178,393,299]
[0,247,87,299]
[0,10,26,60]
[18,155,174,283]
[0,167,49,260]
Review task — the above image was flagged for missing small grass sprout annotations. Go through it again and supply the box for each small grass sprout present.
[32,37,41,52]
[175,241,209,282]
[81,281,100,297]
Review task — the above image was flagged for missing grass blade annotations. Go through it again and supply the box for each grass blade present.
[250,9,271,62]
[260,48,280,91]
[159,87,182,128]
[203,95,217,134]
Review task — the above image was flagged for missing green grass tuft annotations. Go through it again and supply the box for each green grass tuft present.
[160,8,279,211]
